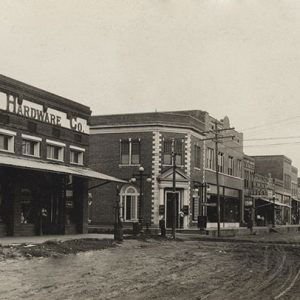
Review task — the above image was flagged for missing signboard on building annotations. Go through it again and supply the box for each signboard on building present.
[0,92,89,133]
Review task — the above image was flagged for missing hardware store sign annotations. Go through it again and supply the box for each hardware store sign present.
[0,92,89,133]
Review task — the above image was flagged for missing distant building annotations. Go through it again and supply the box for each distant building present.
[89,110,244,229]
[251,155,298,225]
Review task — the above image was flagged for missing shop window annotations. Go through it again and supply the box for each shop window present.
[120,139,140,165]
[194,145,201,169]
[228,156,234,176]
[120,185,139,221]
[46,139,65,161]
[0,129,15,153]
[206,148,214,170]
[192,196,199,221]
[66,183,75,225]
[20,189,34,224]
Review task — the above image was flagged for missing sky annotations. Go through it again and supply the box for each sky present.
[1,0,300,168]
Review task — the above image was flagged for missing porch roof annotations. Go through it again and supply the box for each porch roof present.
[0,153,126,183]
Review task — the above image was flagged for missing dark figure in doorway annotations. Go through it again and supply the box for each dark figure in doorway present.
[159,218,166,237]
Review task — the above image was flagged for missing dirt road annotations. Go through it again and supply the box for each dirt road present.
[0,238,299,300]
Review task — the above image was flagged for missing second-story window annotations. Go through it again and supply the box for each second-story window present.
[206,148,214,170]
[194,145,201,169]
[46,139,65,161]
[120,139,140,165]
[228,156,234,176]
[237,159,242,177]
[0,129,16,153]
[217,152,224,173]
[163,139,183,166]
[70,145,85,165]
[163,139,172,165]
[21,134,41,157]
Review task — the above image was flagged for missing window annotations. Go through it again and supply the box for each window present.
[163,139,172,165]
[284,174,291,190]
[244,170,249,188]
[163,139,183,166]
[120,139,140,165]
[70,145,85,165]
[206,148,214,170]
[194,145,201,169]
[21,134,41,157]
[228,156,234,176]
[120,186,139,221]
[0,135,9,151]
[217,152,224,173]
[0,129,15,152]
[237,160,242,177]
[20,188,35,224]
[46,139,65,161]
[175,139,183,165]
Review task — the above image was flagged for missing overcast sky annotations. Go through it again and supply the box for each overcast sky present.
[1,0,300,169]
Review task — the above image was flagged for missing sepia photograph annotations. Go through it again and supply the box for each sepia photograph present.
[0,1,299,299]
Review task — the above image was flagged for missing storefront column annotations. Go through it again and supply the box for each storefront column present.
[74,177,89,234]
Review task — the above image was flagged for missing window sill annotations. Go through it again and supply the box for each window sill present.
[47,157,64,163]
[23,153,40,158]
[119,164,140,167]
[70,161,83,166]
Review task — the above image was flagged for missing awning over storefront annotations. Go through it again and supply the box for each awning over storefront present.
[251,195,291,208]
[0,153,126,183]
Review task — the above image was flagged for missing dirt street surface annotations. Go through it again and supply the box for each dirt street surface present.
[0,235,299,300]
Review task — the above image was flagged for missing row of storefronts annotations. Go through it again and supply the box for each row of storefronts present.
[1,75,299,236]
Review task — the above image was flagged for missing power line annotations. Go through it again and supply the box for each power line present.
[244,135,300,141]
[240,116,300,132]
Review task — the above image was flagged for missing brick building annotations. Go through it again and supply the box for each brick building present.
[0,75,122,236]
[89,110,244,229]
[251,155,297,225]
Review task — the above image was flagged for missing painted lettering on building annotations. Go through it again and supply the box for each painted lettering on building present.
[0,92,89,133]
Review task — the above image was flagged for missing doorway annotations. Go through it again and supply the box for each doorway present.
[165,191,180,228]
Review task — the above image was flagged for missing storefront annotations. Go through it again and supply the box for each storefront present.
[206,184,241,228]
[0,75,124,236]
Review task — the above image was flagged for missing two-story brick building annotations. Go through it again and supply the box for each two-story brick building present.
[252,155,296,225]
[0,75,123,236]
[89,110,244,230]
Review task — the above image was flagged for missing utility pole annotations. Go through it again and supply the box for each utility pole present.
[201,120,235,237]
[172,138,177,239]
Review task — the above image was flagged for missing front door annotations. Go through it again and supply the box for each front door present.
[166,192,179,228]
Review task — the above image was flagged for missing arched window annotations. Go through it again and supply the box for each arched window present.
[120,185,139,221]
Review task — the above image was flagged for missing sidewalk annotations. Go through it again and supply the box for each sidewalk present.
[0,233,114,246]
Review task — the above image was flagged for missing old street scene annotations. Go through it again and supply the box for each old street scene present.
[0,1,300,300]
